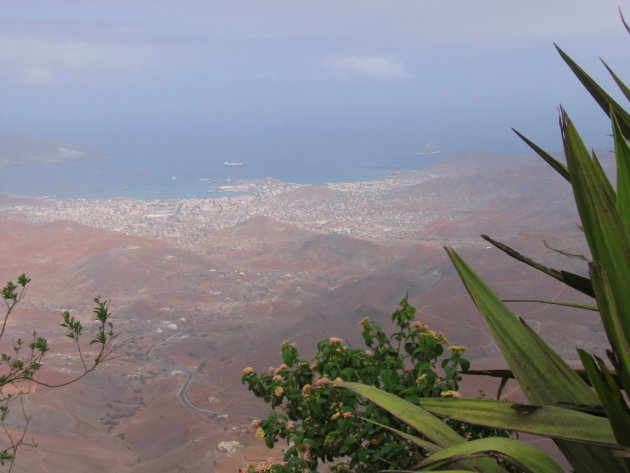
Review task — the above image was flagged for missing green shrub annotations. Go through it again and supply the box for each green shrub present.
[242,297,509,473]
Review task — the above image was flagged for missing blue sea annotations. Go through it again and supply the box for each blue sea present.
[0,153,442,200]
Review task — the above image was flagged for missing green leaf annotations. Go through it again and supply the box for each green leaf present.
[602,60,630,102]
[419,397,617,447]
[418,437,565,473]
[462,368,621,391]
[359,416,441,454]
[621,8,630,35]
[338,382,464,448]
[446,247,597,405]
[512,128,570,181]
[612,109,630,235]
[589,262,630,396]
[562,111,630,361]
[383,471,476,473]
[556,45,630,138]
[481,234,594,297]
[337,382,509,473]
[446,247,627,473]
[578,350,630,447]
[503,299,598,311]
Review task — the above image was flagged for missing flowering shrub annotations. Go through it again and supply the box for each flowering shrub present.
[241,296,508,473]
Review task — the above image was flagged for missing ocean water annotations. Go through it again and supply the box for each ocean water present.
[0,152,442,200]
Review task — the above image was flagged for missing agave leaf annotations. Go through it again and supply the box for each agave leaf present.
[418,398,617,447]
[383,471,475,473]
[588,262,630,397]
[446,247,597,404]
[562,112,630,354]
[612,109,630,234]
[338,382,509,473]
[602,60,630,102]
[481,234,594,297]
[556,45,630,138]
[337,382,462,448]
[463,368,621,391]
[512,128,570,181]
[621,8,630,35]
[578,350,630,449]
[447,248,627,473]
[359,416,440,454]
[418,437,565,473]
[503,299,598,311]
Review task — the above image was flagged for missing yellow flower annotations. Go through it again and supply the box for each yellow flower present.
[274,386,284,397]
[448,345,468,352]
[328,337,343,344]
[415,374,427,384]
[242,367,254,375]
[411,321,429,331]
[255,427,266,439]
[302,384,312,396]
[440,390,462,398]
[331,412,341,420]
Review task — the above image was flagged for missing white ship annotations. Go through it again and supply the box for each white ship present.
[223,161,245,166]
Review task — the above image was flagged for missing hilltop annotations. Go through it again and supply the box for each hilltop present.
[0,150,605,472]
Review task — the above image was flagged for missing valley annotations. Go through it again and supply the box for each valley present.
[0,150,607,472]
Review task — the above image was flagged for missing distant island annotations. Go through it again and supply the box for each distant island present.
[0,133,104,169]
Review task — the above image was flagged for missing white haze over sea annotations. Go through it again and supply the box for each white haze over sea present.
[1,0,628,200]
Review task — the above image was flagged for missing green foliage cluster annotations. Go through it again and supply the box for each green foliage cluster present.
[0,275,116,471]
[242,297,509,473]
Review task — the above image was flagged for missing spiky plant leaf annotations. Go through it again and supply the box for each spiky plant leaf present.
[512,128,570,181]
[446,247,627,473]
[418,397,617,446]
[359,416,440,454]
[579,350,630,448]
[337,382,509,473]
[612,109,630,234]
[556,45,630,138]
[561,111,630,357]
[463,368,620,393]
[418,437,565,473]
[503,299,598,311]
[621,8,630,35]
[481,234,593,297]
[588,262,630,398]
[446,248,596,404]
[602,60,630,102]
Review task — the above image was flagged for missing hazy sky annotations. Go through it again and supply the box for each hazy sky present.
[1,0,628,168]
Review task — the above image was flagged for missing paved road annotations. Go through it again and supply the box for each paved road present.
[148,302,235,416]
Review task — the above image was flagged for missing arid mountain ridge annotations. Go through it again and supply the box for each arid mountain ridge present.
[0,150,608,472]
